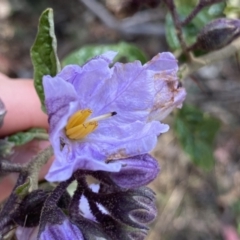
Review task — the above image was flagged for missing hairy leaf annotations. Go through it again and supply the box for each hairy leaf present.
[174,104,221,170]
[31,8,61,112]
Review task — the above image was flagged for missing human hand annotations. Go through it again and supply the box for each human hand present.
[0,73,51,201]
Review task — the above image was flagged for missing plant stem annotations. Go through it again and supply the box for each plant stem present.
[163,0,191,60]
[181,0,224,26]
[27,145,54,192]
[180,37,240,78]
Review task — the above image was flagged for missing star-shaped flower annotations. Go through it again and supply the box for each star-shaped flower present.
[43,51,186,182]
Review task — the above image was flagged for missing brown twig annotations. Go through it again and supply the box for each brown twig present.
[163,0,191,60]
[79,0,165,36]
[181,0,224,26]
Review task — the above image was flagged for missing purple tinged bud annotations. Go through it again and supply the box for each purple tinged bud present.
[109,154,160,189]
[130,208,156,225]
[193,18,240,51]
[38,205,84,240]
[128,231,147,240]
[99,214,148,240]
[97,186,157,229]
[71,214,112,240]
[39,219,84,240]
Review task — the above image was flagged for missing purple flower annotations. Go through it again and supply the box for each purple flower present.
[43,51,186,182]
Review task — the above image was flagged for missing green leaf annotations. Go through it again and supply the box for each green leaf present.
[165,1,226,50]
[7,128,48,146]
[174,104,221,170]
[62,42,147,66]
[30,8,61,112]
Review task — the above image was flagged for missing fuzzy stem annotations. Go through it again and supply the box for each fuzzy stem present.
[44,176,74,206]
[0,160,26,173]
[69,181,84,217]
[27,145,53,192]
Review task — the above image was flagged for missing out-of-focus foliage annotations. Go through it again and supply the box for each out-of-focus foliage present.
[165,0,226,50]
[62,42,147,66]
[174,104,221,170]
[30,8,60,112]
[224,0,240,18]
[105,0,161,18]
[232,201,240,235]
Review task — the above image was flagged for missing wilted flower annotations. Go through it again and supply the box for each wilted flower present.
[43,51,186,182]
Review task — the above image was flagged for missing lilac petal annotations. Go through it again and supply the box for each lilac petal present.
[144,52,186,121]
[43,75,79,132]
[109,154,160,189]
[46,121,167,182]
[40,219,84,240]
[93,61,155,124]
[16,226,39,240]
[45,143,122,182]
[56,65,82,85]
[90,121,169,160]
[61,53,115,114]
[43,77,81,174]
[87,51,117,64]
[144,52,178,72]
[99,51,118,62]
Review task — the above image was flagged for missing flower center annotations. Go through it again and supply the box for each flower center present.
[65,109,116,140]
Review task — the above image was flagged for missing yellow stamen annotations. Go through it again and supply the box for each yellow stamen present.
[66,121,98,140]
[66,109,92,130]
[65,109,117,140]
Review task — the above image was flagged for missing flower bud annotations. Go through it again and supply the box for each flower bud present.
[98,186,157,229]
[12,189,70,228]
[109,154,160,189]
[39,207,84,240]
[13,190,48,228]
[193,18,240,51]
[71,214,111,240]
[99,214,148,240]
